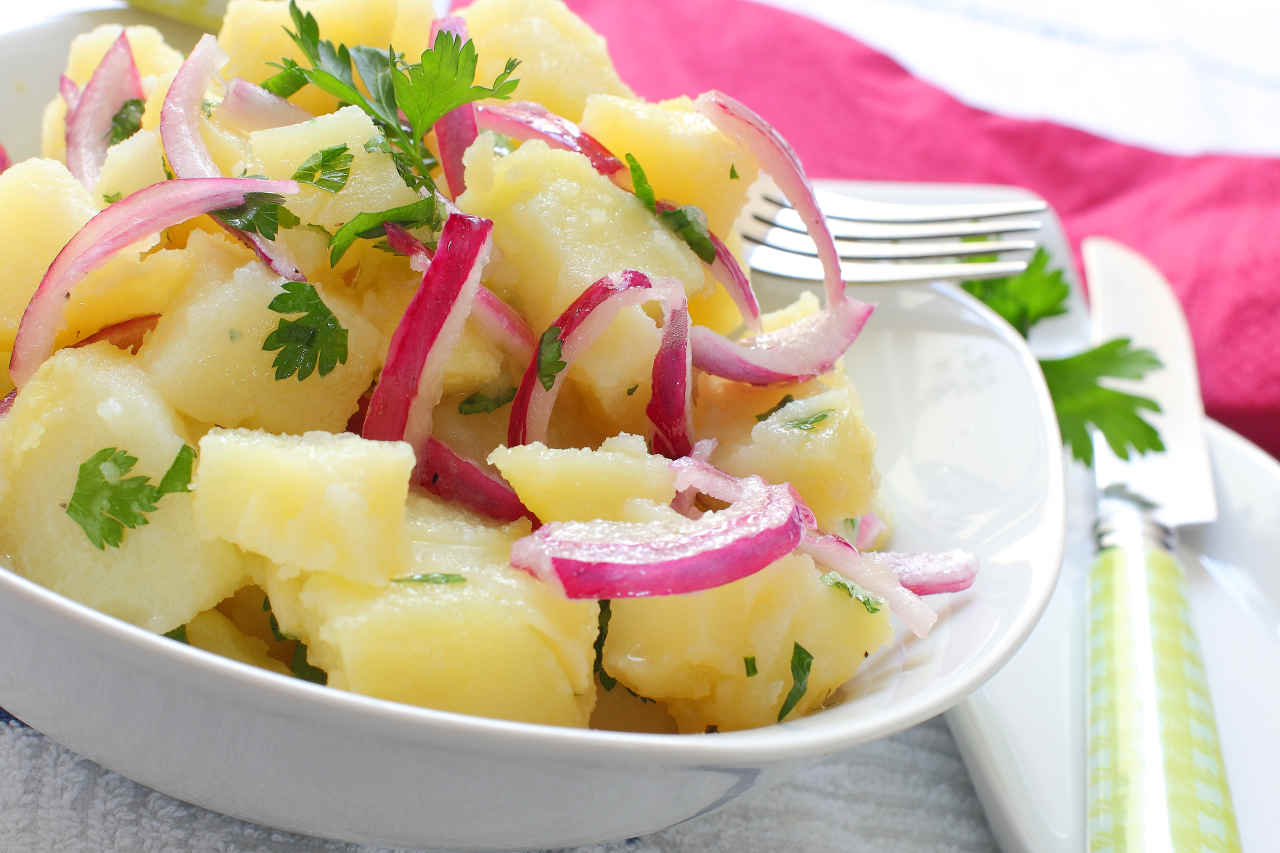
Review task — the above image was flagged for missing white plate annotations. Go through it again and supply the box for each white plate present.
[0,8,1063,849]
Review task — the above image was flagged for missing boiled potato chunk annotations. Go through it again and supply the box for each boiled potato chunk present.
[461,0,633,122]
[185,608,292,676]
[263,494,599,727]
[488,433,675,523]
[138,260,381,435]
[581,94,757,239]
[194,429,414,585]
[95,129,168,201]
[605,552,892,732]
[0,345,248,633]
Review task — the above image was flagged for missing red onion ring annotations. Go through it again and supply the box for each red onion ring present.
[214,77,312,132]
[0,144,9,175]
[65,32,144,189]
[8,177,299,388]
[362,213,493,449]
[474,101,624,178]
[412,436,535,523]
[510,467,805,599]
[646,297,693,459]
[695,90,845,308]
[59,75,81,114]
[863,549,978,596]
[429,17,479,198]
[161,34,303,281]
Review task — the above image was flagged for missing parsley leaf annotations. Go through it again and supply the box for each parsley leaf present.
[394,31,519,143]
[66,445,196,549]
[261,58,308,98]
[163,625,189,643]
[328,197,437,265]
[730,163,740,180]
[756,394,795,422]
[262,281,349,380]
[393,572,466,584]
[1039,338,1164,466]
[458,386,517,415]
[106,98,144,146]
[593,600,617,691]
[290,643,327,684]
[625,383,639,396]
[291,143,353,192]
[536,326,567,391]
[777,642,814,721]
[626,153,657,211]
[961,248,1069,337]
[819,571,882,614]
[744,656,758,677]
[625,153,717,263]
[102,191,122,204]
[212,192,296,240]
[785,409,835,431]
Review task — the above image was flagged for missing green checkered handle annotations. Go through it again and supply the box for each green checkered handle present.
[1087,497,1241,851]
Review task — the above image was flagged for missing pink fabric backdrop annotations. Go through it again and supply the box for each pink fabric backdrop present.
[558,0,1280,459]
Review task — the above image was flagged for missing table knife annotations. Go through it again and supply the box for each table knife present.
[1083,237,1240,852]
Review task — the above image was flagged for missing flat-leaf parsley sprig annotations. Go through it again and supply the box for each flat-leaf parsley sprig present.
[66,445,196,549]
[961,248,1164,466]
[263,281,349,380]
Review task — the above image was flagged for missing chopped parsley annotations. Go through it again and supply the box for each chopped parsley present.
[962,250,1165,466]
[844,516,861,543]
[536,326,567,391]
[262,596,327,684]
[625,383,639,396]
[66,445,196,549]
[392,572,466,584]
[744,656,758,677]
[819,571,882,614]
[262,281,349,380]
[756,394,795,422]
[106,98,144,146]
[593,600,617,691]
[777,642,814,722]
[102,191,122,204]
[729,163,740,180]
[291,143,353,192]
[625,153,717,263]
[785,409,835,431]
[211,192,298,241]
[458,386,517,415]
[163,625,189,644]
[328,197,437,265]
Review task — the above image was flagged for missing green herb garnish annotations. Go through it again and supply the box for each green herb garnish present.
[163,625,189,644]
[625,383,639,396]
[328,197,437,265]
[756,394,795,422]
[102,191,122,204]
[777,642,814,721]
[844,516,861,543]
[729,163,740,180]
[785,409,835,431]
[211,192,297,240]
[262,596,327,684]
[744,656,758,677]
[961,248,1069,338]
[262,281,349,380]
[536,326,567,391]
[625,153,717,263]
[593,600,617,691]
[819,571,882,614]
[458,386,517,415]
[106,98,144,146]
[66,445,195,549]
[291,143,353,192]
[392,572,466,584]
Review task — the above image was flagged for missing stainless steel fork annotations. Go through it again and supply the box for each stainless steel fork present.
[740,178,1046,284]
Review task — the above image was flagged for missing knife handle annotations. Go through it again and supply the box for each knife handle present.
[1086,498,1241,852]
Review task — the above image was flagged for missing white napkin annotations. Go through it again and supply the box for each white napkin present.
[0,716,994,852]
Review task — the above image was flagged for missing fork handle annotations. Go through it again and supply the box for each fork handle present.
[1086,499,1240,852]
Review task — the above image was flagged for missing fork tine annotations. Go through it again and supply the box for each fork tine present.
[742,229,1037,261]
[755,209,1042,241]
[744,243,1028,285]
[756,187,1048,223]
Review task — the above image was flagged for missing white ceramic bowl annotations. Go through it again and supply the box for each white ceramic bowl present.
[0,7,1065,849]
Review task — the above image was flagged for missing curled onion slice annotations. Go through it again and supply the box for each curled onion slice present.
[72,313,160,354]
[65,32,143,189]
[510,469,805,599]
[647,295,694,459]
[162,34,303,281]
[412,436,534,523]
[851,511,886,551]
[362,213,493,449]
[690,294,873,384]
[382,223,535,364]
[474,101,624,178]
[214,77,311,131]
[695,90,844,308]
[671,438,718,518]
[507,270,686,447]
[9,177,299,387]
[862,549,978,596]
[430,17,479,198]
[59,75,81,113]
[798,532,940,638]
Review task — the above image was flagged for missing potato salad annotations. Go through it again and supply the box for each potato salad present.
[0,0,976,733]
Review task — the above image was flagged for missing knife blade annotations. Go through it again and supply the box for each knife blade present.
[1082,237,1241,852]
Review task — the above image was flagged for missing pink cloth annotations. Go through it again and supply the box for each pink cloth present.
[561,0,1280,459]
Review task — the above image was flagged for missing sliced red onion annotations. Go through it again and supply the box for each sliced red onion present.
[59,75,81,114]
[851,511,886,551]
[510,469,805,599]
[695,90,845,308]
[383,222,535,363]
[412,436,534,523]
[214,77,311,132]
[474,101,624,178]
[691,294,873,384]
[507,270,685,447]
[162,34,303,281]
[861,549,978,596]
[646,296,693,459]
[362,213,493,449]
[72,313,160,354]
[65,32,144,189]
[798,531,939,638]
[0,390,15,418]
[9,177,299,388]
[430,17,478,198]
[0,144,9,174]
[671,438,718,518]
